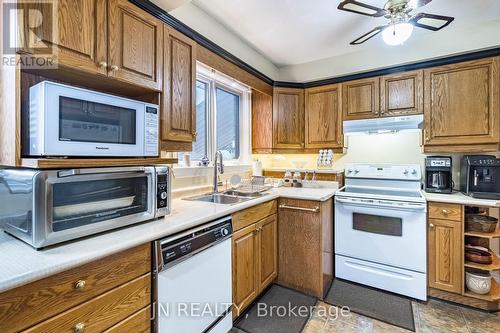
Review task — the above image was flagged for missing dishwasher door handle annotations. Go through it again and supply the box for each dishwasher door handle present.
[279,204,320,213]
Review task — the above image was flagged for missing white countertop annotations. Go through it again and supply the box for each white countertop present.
[0,186,337,293]
[423,192,500,207]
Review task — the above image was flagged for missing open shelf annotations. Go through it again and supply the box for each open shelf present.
[465,228,500,239]
[464,279,500,302]
[21,157,178,169]
[465,250,500,271]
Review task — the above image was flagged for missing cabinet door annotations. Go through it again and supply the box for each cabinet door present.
[252,90,273,153]
[428,218,462,294]
[162,26,197,142]
[380,70,423,117]
[342,77,380,120]
[18,0,107,75]
[305,84,343,148]
[257,214,278,292]
[232,224,259,318]
[424,57,499,148]
[108,0,163,90]
[273,87,305,149]
[278,199,322,297]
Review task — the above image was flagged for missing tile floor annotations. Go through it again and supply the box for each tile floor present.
[302,299,500,333]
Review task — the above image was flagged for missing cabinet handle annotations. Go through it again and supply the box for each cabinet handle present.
[110,65,119,71]
[98,61,108,69]
[279,204,319,213]
[441,209,449,215]
[74,280,86,290]
[429,223,435,228]
[74,323,85,333]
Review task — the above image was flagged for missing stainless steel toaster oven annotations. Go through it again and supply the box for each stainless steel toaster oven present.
[0,166,170,249]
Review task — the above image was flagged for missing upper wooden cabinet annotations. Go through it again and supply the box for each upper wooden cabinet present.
[342,77,380,120]
[423,57,500,152]
[273,87,305,149]
[108,0,163,90]
[305,84,343,149]
[380,70,423,117]
[161,26,197,143]
[252,90,273,153]
[17,0,107,75]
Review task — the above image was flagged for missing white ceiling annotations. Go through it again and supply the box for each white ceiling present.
[190,0,500,67]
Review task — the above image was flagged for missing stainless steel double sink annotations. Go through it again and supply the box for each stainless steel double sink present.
[184,190,268,205]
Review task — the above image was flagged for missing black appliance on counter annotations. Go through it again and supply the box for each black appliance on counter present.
[460,155,500,200]
[425,156,453,193]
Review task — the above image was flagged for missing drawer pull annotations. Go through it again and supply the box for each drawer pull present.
[429,223,435,228]
[279,204,319,213]
[74,323,85,333]
[74,280,86,290]
[441,209,449,215]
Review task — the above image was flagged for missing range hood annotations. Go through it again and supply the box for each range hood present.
[343,115,423,135]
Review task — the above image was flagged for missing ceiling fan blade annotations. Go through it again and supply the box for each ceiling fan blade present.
[408,0,433,9]
[409,13,455,31]
[350,26,385,45]
[338,0,386,17]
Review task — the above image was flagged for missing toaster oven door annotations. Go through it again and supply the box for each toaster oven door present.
[35,167,156,247]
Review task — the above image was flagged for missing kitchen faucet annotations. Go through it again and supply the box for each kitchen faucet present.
[213,151,224,193]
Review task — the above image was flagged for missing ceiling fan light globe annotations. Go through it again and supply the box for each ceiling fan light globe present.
[382,23,414,45]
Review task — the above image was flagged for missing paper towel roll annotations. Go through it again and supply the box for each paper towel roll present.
[252,160,263,176]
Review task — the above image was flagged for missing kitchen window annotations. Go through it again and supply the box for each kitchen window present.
[179,63,251,165]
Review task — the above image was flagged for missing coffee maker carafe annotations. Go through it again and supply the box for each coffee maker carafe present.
[425,156,453,193]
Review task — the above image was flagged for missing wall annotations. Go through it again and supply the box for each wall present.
[167,2,279,80]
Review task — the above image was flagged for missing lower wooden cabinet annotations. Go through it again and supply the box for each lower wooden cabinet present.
[232,205,278,318]
[428,203,463,294]
[277,198,333,298]
[0,244,152,333]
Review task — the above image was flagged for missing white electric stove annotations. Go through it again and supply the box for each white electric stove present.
[335,163,427,300]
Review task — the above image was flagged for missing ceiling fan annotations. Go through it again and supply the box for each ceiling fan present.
[337,0,454,46]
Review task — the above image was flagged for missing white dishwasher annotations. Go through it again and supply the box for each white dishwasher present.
[153,216,233,333]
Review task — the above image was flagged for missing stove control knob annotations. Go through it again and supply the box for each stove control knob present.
[354,169,360,174]
[403,169,409,175]
[347,169,353,174]
[411,169,418,175]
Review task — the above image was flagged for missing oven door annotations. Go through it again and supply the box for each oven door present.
[334,196,427,273]
[34,167,156,248]
[39,82,146,157]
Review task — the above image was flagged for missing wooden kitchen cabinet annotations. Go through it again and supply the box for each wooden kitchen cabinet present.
[0,244,151,333]
[252,90,273,153]
[278,198,333,298]
[161,26,197,143]
[273,87,305,149]
[108,0,163,90]
[380,70,423,117]
[232,201,278,318]
[342,77,380,120]
[423,57,500,152]
[305,84,343,149]
[428,203,463,294]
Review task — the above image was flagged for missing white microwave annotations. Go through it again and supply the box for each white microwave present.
[29,81,159,157]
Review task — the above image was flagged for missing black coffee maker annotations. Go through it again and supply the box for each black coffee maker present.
[460,155,500,199]
[425,156,453,193]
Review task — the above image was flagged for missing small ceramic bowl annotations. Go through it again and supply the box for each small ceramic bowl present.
[465,269,491,295]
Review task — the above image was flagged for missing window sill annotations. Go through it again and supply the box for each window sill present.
[172,164,251,178]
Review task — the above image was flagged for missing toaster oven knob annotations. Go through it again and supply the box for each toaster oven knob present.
[160,191,167,200]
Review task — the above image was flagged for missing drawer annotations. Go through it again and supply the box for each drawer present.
[103,306,151,333]
[0,243,151,333]
[428,202,462,221]
[233,200,277,231]
[23,273,151,333]
[279,198,321,213]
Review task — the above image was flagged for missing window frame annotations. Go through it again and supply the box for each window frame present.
[182,62,251,166]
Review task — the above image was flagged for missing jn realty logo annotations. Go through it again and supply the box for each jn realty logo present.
[2,0,58,68]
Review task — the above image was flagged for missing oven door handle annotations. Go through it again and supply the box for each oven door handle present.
[335,197,427,212]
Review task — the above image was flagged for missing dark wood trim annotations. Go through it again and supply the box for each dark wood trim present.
[129,0,275,86]
[129,1,500,90]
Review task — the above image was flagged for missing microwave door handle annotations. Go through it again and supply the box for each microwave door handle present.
[58,167,147,178]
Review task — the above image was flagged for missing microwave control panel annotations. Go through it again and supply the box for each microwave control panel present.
[156,171,169,215]
[145,105,159,156]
